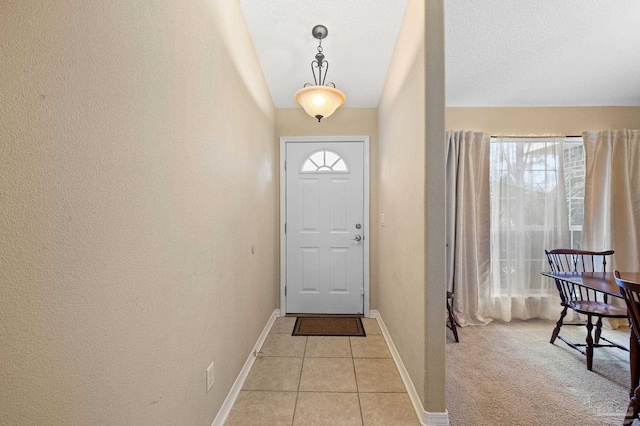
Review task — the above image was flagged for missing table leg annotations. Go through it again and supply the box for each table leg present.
[627,326,640,423]
[585,317,594,371]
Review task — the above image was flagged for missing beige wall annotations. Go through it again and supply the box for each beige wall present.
[0,1,278,425]
[276,108,378,139]
[376,0,429,408]
[446,107,640,135]
[275,108,379,307]
[424,0,447,414]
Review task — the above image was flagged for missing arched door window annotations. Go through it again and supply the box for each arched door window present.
[300,150,349,173]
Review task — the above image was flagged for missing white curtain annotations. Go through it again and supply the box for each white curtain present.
[445,131,492,326]
[487,137,568,321]
[582,130,640,272]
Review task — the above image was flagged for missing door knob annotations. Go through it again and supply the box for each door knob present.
[352,235,362,242]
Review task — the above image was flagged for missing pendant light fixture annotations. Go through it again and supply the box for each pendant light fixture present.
[294,25,346,122]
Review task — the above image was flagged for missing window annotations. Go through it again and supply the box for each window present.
[301,150,348,173]
[490,137,584,296]
[563,137,585,249]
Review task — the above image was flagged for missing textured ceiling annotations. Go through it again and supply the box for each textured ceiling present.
[446,0,640,106]
[240,0,640,108]
[239,0,408,108]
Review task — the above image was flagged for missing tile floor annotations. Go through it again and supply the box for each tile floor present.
[225,317,419,426]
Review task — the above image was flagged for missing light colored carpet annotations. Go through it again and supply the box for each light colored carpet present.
[447,319,638,426]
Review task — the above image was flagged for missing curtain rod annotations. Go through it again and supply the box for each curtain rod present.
[490,135,581,138]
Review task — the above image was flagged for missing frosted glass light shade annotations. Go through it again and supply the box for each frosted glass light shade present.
[294,85,346,122]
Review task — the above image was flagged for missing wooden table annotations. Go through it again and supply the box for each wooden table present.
[543,271,640,420]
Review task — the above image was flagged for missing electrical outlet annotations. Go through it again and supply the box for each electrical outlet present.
[380,213,385,227]
[206,362,214,392]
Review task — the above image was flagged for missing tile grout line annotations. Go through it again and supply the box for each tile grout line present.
[350,335,366,425]
[290,331,307,426]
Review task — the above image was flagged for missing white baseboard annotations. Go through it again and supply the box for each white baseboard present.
[211,309,280,426]
[369,310,450,426]
[424,411,451,426]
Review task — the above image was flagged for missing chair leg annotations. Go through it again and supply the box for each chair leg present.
[624,384,640,426]
[550,305,569,344]
[594,316,603,344]
[586,315,594,371]
[447,298,459,343]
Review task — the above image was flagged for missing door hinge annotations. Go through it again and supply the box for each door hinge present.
[285,286,287,296]
[284,160,287,170]
[284,223,287,233]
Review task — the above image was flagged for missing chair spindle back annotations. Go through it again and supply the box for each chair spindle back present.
[545,249,614,305]
[615,271,640,344]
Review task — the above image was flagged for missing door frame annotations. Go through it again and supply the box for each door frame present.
[280,136,370,316]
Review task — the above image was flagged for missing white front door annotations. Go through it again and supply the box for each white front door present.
[285,141,365,314]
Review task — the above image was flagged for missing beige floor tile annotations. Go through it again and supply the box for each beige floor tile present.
[293,392,363,426]
[299,357,357,392]
[361,318,382,335]
[225,391,297,426]
[359,393,419,426]
[354,358,406,392]
[270,316,297,334]
[242,357,303,391]
[305,336,352,358]
[350,335,391,358]
[260,334,307,357]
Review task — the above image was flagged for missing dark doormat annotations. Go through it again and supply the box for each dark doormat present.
[292,315,366,337]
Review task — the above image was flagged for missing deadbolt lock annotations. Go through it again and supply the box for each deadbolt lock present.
[355,223,361,229]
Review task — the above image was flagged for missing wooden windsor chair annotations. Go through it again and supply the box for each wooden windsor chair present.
[545,249,628,370]
[615,271,640,425]
[446,289,459,342]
